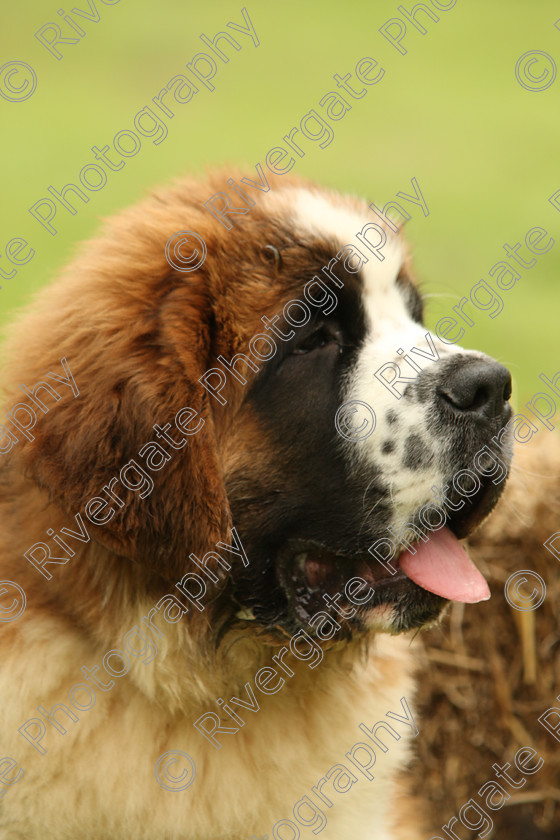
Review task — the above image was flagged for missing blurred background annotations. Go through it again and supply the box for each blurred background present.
[1,0,559,836]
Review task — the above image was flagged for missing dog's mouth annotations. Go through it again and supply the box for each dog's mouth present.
[277,474,506,631]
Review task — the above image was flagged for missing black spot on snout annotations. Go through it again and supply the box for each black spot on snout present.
[403,433,432,470]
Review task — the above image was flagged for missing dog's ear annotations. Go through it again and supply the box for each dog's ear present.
[11,271,232,585]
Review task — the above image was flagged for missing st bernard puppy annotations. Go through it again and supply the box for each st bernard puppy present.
[0,171,513,839]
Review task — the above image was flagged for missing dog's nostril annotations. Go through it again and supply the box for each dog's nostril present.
[437,360,512,419]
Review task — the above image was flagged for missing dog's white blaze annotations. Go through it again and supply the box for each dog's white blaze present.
[353,260,486,525]
[288,187,379,247]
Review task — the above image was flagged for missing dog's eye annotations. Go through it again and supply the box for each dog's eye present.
[291,324,340,355]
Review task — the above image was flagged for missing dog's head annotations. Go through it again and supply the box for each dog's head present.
[220,183,513,637]
[5,171,512,643]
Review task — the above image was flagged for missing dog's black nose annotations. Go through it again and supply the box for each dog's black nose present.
[437,359,512,420]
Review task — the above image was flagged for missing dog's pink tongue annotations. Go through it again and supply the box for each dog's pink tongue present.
[399,527,490,603]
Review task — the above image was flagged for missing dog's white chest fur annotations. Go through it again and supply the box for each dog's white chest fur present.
[0,618,417,840]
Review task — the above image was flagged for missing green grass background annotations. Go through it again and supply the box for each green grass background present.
[0,0,558,405]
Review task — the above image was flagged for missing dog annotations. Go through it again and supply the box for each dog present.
[0,171,513,839]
